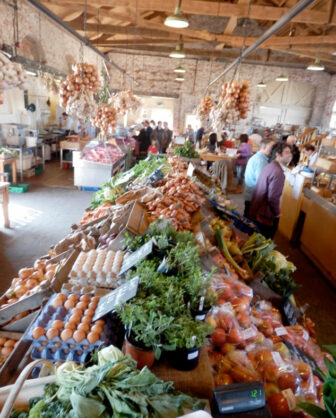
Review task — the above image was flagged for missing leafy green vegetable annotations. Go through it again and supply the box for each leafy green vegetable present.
[174,142,200,159]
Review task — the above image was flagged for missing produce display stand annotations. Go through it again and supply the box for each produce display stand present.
[152,346,214,400]
[0,154,332,417]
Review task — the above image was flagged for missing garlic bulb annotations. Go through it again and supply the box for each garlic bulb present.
[109,90,141,115]
[0,52,32,90]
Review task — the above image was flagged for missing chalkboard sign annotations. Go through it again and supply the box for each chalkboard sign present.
[118,239,153,276]
[93,276,139,321]
[281,298,298,326]
[282,340,319,375]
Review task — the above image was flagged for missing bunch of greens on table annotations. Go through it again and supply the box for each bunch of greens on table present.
[299,345,336,418]
[241,232,299,298]
[90,175,125,209]
[174,142,199,159]
[118,222,215,357]
[11,346,205,418]
[132,154,171,179]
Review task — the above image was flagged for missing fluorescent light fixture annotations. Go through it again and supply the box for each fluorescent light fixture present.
[26,70,37,76]
[164,6,189,28]
[276,74,288,82]
[257,81,266,88]
[174,64,186,73]
[175,76,184,81]
[169,44,185,59]
[307,58,325,71]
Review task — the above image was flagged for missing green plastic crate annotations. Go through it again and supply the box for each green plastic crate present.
[9,183,29,193]
[35,166,43,175]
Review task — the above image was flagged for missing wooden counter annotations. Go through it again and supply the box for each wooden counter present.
[300,190,336,286]
[200,153,233,162]
[152,345,214,400]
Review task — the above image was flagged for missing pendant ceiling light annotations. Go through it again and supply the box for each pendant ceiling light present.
[257,81,266,88]
[164,0,189,28]
[175,76,184,81]
[174,64,186,73]
[307,58,325,71]
[169,36,185,59]
[276,74,288,82]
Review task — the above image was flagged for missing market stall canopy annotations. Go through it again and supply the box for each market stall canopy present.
[38,0,336,72]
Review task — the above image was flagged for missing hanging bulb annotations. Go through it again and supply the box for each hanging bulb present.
[307,58,325,71]
[164,3,189,28]
[174,64,186,73]
[169,44,186,59]
[276,74,288,82]
[257,81,266,88]
[175,76,184,81]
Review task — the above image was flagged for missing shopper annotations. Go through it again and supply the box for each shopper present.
[206,133,217,170]
[303,144,318,169]
[150,120,156,130]
[248,129,263,153]
[147,138,159,155]
[185,124,195,142]
[249,142,292,239]
[195,126,205,147]
[136,125,147,155]
[287,135,300,166]
[162,121,173,153]
[236,134,251,185]
[143,120,152,151]
[243,138,275,217]
[150,121,165,153]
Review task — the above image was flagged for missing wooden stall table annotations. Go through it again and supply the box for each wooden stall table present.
[59,138,87,169]
[151,346,214,401]
[0,157,16,184]
[0,181,10,228]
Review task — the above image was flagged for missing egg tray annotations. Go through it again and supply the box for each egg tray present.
[24,294,125,363]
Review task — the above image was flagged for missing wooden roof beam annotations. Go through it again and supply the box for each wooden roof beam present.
[46,0,332,25]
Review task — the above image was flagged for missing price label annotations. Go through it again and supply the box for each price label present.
[243,327,257,340]
[92,276,139,321]
[118,239,153,276]
[302,329,309,341]
[187,162,195,177]
[188,349,199,360]
[281,298,298,326]
[282,389,296,411]
[272,351,286,368]
[275,326,288,336]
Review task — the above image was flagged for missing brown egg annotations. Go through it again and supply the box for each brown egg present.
[76,301,87,311]
[0,337,7,345]
[61,329,73,341]
[68,294,79,302]
[52,296,64,309]
[81,316,92,325]
[77,323,90,333]
[51,320,64,330]
[91,324,103,335]
[46,328,59,340]
[80,295,90,303]
[64,322,76,330]
[69,313,81,324]
[4,339,16,348]
[91,296,99,304]
[73,330,86,343]
[57,293,67,302]
[88,302,97,310]
[94,319,105,327]
[1,346,12,357]
[71,308,83,316]
[32,327,45,339]
[64,300,75,310]
[87,332,99,344]
[84,308,95,318]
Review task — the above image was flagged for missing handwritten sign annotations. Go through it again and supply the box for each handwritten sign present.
[93,276,139,321]
[118,239,153,276]
[281,298,298,326]
[148,166,164,185]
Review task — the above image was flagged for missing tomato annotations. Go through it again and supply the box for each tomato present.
[268,393,290,417]
[278,372,300,393]
[206,317,217,328]
[211,328,226,346]
[237,312,251,328]
[254,350,273,366]
[263,363,279,382]
[214,373,233,386]
[220,343,236,355]
[297,362,311,381]
[227,325,243,344]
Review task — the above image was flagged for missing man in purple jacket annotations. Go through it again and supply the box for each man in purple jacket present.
[249,142,292,239]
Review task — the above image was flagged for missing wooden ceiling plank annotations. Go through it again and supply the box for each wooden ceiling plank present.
[40,0,331,25]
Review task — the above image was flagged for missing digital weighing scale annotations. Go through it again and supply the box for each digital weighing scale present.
[211,382,271,417]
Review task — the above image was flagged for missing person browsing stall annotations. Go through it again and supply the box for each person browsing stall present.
[236,134,251,185]
[249,142,292,239]
[303,144,318,169]
[147,138,159,155]
[243,138,275,217]
[287,135,300,166]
